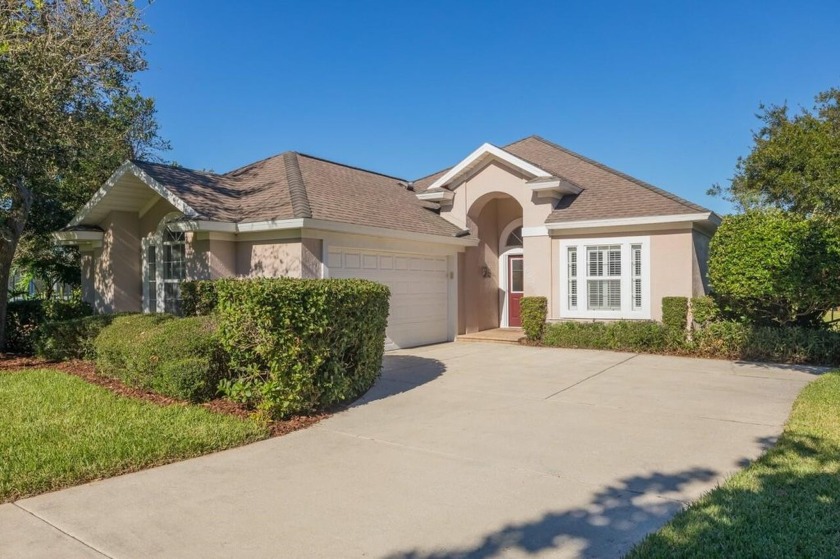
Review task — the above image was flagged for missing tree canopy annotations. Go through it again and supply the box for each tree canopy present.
[0,0,166,347]
[710,88,840,217]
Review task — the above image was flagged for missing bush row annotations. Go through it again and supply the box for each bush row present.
[535,296,840,366]
[35,278,391,419]
[6,298,93,354]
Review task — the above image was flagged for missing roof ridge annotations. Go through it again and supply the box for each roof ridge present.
[283,152,312,219]
[295,152,406,181]
[223,151,292,177]
[515,135,709,213]
[132,159,221,178]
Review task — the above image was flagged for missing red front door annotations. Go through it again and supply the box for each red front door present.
[508,256,524,327]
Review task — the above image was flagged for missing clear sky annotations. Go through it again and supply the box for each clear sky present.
[139,0,840,215]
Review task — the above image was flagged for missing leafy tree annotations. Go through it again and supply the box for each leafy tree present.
[710,88,840,216]
[708,211,840,327]
[0,1,165,348]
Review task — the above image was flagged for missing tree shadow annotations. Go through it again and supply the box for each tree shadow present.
[732,360,830,375]
[383,466,719,559]
[351,355,446,406]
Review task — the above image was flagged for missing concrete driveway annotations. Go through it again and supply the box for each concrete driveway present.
[3,343,820,558]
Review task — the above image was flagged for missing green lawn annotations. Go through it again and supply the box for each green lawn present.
[627,371,840,558]
[0,369,269,503]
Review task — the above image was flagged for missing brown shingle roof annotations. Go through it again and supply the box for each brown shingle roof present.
[132,153,463,238]
[502,136,709,223]
[412,136,710,223]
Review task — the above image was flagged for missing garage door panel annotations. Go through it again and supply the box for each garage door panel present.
[329,248,449,349]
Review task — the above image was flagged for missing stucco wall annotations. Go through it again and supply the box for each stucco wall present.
[300,238,323,279]
[236,240,303,278]
[692,229,712,296]
[549,228,695,321]
[140,198,179,238]
[79,250,97,307]
[95,210,141,313]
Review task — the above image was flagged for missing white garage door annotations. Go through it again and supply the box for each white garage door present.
[328,248,450,349]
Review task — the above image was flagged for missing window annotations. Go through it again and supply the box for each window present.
[586,245,621,311]
[567,247,577,310]
[561,237,649,319]
[144,215,186,314]
[631,243,642,311]
[505,226,523,248]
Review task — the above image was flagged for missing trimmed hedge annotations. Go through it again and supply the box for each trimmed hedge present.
[34,314,118,361]
[213,278,390,419]
[94,314,227,402]
[690,295,720,326]
[662,296,689,334]
[5,298,93,354]
[543,320,672,353]
[520,297,547,342]
[691,321,840,365]
[181,280,218,316]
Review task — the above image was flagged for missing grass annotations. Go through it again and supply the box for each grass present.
[0,369,269,503]
[627,371,840,558]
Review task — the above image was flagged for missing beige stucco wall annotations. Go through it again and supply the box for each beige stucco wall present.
[79,250,97,307]
[95,210,142,313]
[548,228,695,321]
[300,238,322,279]
[140,198,179,238]
[692,229,712,296]
[236,240,304,278]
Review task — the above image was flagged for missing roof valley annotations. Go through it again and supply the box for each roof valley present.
[283,152,312,219]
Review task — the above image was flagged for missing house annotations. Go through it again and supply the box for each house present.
[54,135,719,349]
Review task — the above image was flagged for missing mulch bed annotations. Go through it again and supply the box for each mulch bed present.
[0,355,328,437]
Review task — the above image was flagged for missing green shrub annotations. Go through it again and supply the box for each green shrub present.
[662,297,689,333]
[692,320,840,365]
[708,211,840,326]
[543,320,671,353]
[181,280,218,316]
[34,314,118,361]
[520,297,547,342]
[5,298,93,354]
[94,314,226,402]
[690,296,720,326]
[213,278,390,419]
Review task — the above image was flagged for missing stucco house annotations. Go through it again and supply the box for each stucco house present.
[55,135,719,349]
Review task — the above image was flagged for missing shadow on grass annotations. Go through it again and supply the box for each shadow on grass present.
[383,466,718,559]
[627,432,840,558]
[351,355,447,407]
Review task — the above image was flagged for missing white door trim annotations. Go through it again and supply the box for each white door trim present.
[498,247,524,328]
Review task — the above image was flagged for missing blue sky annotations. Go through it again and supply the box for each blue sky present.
[140,1,840,214]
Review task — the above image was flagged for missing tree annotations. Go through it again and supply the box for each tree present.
[709,87,840,216]
[0,1,162,349]
[708,211,840,327]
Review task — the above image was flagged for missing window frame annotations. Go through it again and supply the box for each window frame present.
[142,213,187,314]
[558,236,651,320]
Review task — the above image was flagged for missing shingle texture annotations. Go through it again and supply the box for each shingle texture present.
[132,153,463,238]
[413,136,709,223]
[129,136,709,235]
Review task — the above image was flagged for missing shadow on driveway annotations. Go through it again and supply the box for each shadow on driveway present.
[352,354,447,406]
[382,466,718,559]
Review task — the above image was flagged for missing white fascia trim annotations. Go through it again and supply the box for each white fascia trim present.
[69,161,200,226]
[52,230,104,243]
[522,226,549,237]
[547,212,717,230]
[167,220,237,233]
[416,190,454,202]
[527,178,583,197]
[427,142,551,191]
[208,218,478,247]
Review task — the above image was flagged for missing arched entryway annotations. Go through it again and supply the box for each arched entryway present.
[461,193,524,333]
